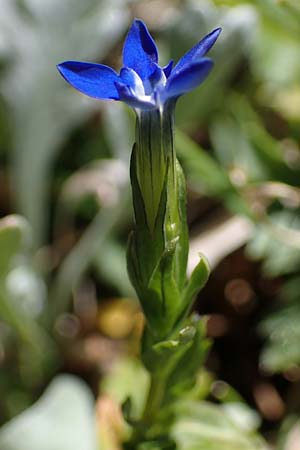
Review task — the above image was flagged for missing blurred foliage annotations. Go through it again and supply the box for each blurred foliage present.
[101,356,266,449]
[0,0,299,448]
[172,400,265,450]
[0,0,131,246]
[0,375,97,450]
[0,215,57,419]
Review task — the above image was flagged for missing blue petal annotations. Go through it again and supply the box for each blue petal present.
[119,67,137,87]
[57,61,120,100]
[122,19,158,81]
[115,82,156,110]
[120,67,145,97]
[163,60,174,78]
[147,64,165,89]
[173,28,221,74]
[165,58,213,99]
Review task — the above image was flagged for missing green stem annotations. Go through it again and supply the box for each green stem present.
[142,372,166,424]
[127,373,166,447]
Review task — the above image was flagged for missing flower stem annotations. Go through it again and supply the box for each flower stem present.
[142,372,166,424]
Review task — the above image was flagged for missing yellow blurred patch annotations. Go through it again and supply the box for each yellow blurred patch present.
[98,298,143,340]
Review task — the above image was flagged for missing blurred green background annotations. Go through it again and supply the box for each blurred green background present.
[0,0,300,448]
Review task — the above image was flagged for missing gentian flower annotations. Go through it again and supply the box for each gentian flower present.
[57,20,221,338]
[57,19,221,111]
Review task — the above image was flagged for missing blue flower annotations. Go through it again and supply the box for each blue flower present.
[57,19,221,111]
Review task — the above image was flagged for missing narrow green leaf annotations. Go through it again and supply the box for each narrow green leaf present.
[180,255,210,321]
[142,325,195,376]
[173,160,189,293]
[166,317,210,399]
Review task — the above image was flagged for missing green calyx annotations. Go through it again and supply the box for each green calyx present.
[134,104,179,236]
[127,104,210,340]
